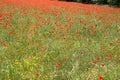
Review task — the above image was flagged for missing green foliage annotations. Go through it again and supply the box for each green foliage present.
[62,0,120,7]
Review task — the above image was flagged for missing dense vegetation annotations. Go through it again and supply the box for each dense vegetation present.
[0,0,120,80]
[61,0,120,7]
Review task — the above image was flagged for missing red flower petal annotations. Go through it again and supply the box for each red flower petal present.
[35,72,39,77]
[101,63,104,67]
[92,61,97,65]
[99,76,103,80]
[96,57,101,61]
[56,62,61,67]
[108,55,112,59]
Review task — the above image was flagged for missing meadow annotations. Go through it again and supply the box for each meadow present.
[0,0,120,80]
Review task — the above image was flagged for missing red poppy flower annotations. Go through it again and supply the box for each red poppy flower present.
[35,72,39,77]
[108,55,112,59]
[6,13,12,17]
[8,30,14,35]
[100,28,103,31]
[75,32,80,37]
[0,14,4,19]
[103,32,107,37]
[101,63,104,67]
[109,43,113,46]
[43,36,47,39]
[96,57,101,61]
[93,28,96,33]
[63,37,66,40]
[38,44,43,49]
[118,51,120,55]
[56,62,61,67]
[92,61,97,65]
[99,76,103,80]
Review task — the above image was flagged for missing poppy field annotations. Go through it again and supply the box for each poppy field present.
[0,0,120,80]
